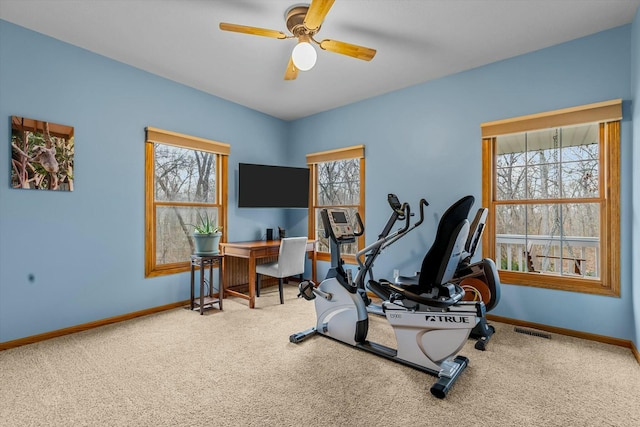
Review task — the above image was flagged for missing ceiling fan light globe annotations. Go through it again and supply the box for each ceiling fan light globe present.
[292,42,317,71]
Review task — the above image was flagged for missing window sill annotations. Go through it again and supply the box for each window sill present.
[316,252,359,265]
[498,270,619,297]
[145,262,190,278]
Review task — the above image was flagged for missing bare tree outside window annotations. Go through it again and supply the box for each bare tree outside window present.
[317,158,361,205]
[145,127,228,277]
[307,145,365,263]
[495,124,600,278]
[154,144,219,265]
[314,158,360,255]
[482,100,620,296]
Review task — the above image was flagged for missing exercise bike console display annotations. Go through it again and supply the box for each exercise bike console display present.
[326,209,355,241]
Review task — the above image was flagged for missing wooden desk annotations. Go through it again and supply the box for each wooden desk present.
[220,239,316,308]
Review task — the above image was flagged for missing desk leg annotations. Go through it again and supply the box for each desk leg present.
[218,257,224,310]
[248,256,256,309]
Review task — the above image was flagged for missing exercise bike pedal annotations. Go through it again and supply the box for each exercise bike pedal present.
[297,281,316,301]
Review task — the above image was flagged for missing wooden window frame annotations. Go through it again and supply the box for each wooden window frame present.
[307,145,365,264]
[145,127,229,277]
[481,100,621,296]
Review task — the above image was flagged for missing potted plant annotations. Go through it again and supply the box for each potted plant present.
[191,211,223,255]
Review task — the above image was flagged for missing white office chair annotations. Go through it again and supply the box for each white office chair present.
[255,236,308,304]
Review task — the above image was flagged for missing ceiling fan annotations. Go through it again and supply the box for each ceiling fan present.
[219,0,377,80]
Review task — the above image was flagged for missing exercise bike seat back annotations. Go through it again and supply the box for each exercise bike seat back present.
[417,195,474,290]
[388,196,474,305]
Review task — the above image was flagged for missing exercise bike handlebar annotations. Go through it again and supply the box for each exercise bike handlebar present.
[359,202,410,251]
[377,199,428,250]
[387,199,428,237]
[414,198,429,228]
[354,199,424,280]
[398,203,411,234]
[353,211,365,237]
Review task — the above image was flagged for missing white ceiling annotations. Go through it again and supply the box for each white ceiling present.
[1,0,639,121]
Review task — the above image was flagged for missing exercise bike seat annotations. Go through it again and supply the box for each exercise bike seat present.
[366,279,462,311]
[368,278,464,308]
[367,279,393,301]
[386,280,465,308]
[395,274,419,286]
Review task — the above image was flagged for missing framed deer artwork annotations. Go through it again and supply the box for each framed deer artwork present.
[10,116,74,191]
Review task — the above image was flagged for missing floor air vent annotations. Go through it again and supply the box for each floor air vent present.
[514,327,552,339]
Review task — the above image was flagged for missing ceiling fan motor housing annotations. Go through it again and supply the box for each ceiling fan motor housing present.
[286,6,319,36]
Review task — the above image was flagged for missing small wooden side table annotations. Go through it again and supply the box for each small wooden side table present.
[190,254,224,314]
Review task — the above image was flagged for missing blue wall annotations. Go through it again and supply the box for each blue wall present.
[289,25,636,341]
[631,7,640,349]
[0,20,288,342]
[1,18,638,345]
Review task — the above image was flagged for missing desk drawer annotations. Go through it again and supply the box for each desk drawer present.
[251,247,280,258]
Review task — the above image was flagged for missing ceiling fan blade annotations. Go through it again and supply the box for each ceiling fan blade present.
[219,22,287,39]
[304,0,335,31]
[319,39,377,61]
[284,57,299,80]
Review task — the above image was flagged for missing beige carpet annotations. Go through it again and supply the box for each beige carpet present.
[1,284,639,427]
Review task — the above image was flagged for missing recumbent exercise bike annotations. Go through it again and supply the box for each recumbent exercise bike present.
[352,194,500,350]
[361,195,501,350]
[290,195,498,398]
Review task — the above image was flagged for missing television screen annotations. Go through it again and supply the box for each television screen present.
[238,163,310,208]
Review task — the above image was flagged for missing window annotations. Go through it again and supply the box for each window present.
[145,127,229,277]
[481,100,621,296]
[307,145,365,263]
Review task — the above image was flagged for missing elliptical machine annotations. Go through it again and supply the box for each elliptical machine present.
[290,196,487,398]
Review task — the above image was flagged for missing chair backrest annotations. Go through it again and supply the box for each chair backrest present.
[418,195,475,292]
[277,237,308,277]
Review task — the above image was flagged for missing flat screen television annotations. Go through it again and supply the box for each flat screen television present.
[238,163,310,208]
